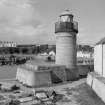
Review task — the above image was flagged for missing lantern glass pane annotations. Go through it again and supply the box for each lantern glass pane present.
[60,16,70,22]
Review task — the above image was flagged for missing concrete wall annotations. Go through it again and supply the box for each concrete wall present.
[87,72,105,103]
[56,32,77,69]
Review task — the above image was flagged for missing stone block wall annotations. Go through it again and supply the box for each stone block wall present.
[16,64,67,87]
[16,66,52,87]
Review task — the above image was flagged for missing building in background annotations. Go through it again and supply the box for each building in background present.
[0,40,94,60]
[0,41,17,47]
[77,45,94,65]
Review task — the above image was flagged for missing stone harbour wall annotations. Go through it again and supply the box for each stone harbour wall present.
[16,64,67,87]
[16,66,52,87]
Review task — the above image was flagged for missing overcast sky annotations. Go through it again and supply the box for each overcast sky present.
[0,0,104,45]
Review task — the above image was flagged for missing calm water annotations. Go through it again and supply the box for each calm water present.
[0,66,17,79]
[0,56,54,79]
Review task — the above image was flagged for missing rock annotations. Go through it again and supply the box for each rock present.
[36,92,47,99]
[1,82,18,91]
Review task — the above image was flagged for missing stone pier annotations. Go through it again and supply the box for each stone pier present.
[16,63,67,87]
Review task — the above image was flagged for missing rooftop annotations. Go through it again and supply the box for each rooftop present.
[96,37,105,45]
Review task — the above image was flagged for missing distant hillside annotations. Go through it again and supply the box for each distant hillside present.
[77,45,94,52]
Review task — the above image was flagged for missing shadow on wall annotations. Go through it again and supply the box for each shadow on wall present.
[78,65,94,78]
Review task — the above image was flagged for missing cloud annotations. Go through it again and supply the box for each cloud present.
[0,0,56,44]
[77,31,105,45]
[0,0,31,7]
[0,0,40,26]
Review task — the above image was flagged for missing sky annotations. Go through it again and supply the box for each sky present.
[0,0,105,45]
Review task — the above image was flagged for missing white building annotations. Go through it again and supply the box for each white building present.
[0,41,17,47]
[77,51,94,65]
[87,37,105,104]
[77,51,93,58]
[49,51,55,56]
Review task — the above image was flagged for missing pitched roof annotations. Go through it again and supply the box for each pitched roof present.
[96,37,105,45]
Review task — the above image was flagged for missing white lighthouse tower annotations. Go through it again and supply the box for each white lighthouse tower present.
[55,10,78,73]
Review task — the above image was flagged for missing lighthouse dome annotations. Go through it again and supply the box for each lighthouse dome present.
[60,10,73,17]
[59,10,74,22]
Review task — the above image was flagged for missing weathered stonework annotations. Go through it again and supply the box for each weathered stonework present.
[16,64,67,87]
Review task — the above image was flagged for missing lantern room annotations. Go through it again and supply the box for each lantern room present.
[59,10,74,22]
[55,10,78,33]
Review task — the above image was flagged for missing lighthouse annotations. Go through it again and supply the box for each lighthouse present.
[55,10,78,71]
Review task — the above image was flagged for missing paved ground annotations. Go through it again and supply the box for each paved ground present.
[54,79,105,105]
[14,79,105,105]
[0,78,104,105]
[43,79,105,105]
